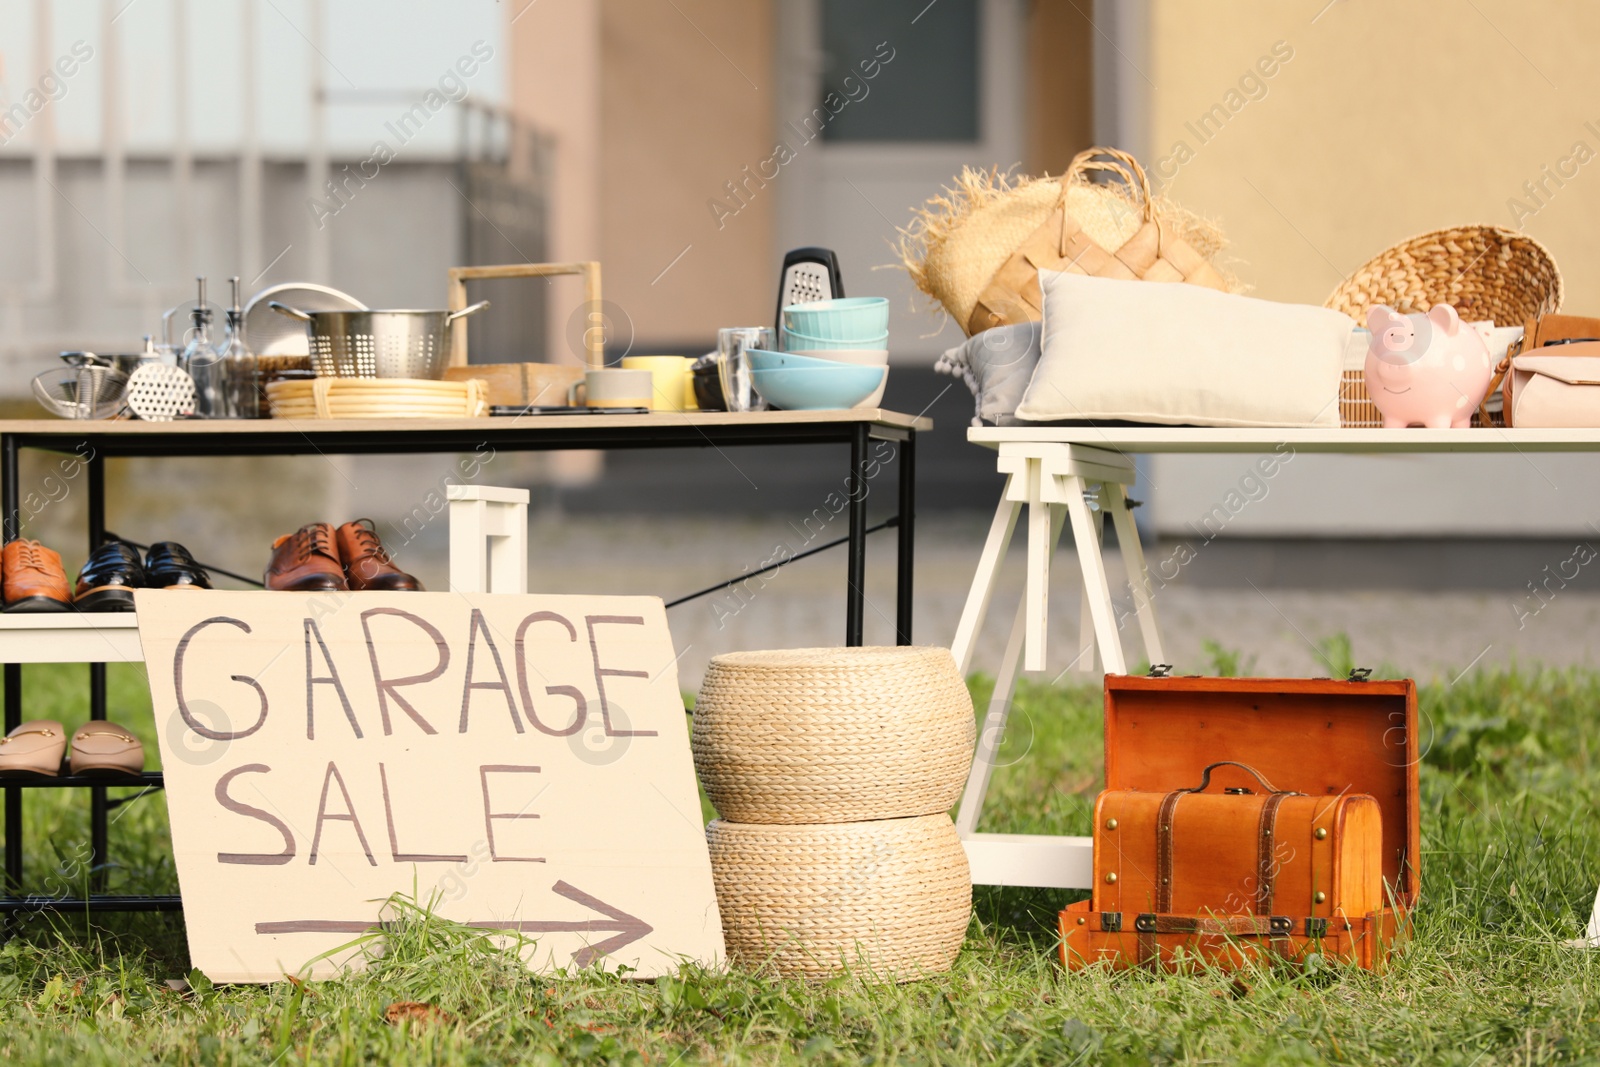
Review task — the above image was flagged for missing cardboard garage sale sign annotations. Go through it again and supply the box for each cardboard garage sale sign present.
[136,590,723,983]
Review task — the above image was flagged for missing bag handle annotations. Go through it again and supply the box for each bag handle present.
[1053,147,1158,257]
[1479,326,1530,427]
[1185,760,1298,796]
[1060,147,1155,217]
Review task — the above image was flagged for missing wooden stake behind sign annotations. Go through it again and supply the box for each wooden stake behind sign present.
[137,590,723,983]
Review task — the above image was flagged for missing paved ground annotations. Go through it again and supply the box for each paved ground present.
[398,512,1600,691]
[17,448,1600,692]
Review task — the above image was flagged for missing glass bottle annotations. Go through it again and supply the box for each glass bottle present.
[223,276,259,418]
[181,277,228,418]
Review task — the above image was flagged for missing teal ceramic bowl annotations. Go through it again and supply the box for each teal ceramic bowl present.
[746,349,887,410]
[781,325,890,352]
[781,297,890,341]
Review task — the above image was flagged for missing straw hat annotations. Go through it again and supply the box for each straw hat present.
[896,149,1241,335]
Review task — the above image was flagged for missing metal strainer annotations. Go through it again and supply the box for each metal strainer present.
[268,300,490,379]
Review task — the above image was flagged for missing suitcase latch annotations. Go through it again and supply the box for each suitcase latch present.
[1305,917,1329,939]
[1147,664,1173,678]
[1100,911,1123,933]
[1347,667,1372,682]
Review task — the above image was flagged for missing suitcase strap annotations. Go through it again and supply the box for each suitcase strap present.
[1255,791,1292,914]
[1140,770,1304,969]
[1133,913,1293,937]
[1151,786,1295,915]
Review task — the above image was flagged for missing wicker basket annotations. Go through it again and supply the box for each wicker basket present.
[1326,225,1561,428]
[266,376,488,419]
[692,647,975,825]
[707,814,970,980]
[1325,225,1562,327]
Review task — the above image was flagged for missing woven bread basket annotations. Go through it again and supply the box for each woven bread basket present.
[266,376,488,419]
[1325,224,1562,326]
[692,647,974,824]
[896,148,1240,336]
[707,814,970,980]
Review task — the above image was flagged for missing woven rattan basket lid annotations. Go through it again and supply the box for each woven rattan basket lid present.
[1325,224,1562,325]
[693,646,974,825]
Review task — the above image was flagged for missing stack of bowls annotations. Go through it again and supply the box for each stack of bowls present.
[747,350,885,411]
[778,297,890,408]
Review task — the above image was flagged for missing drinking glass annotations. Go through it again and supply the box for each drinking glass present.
[716,326,775,412]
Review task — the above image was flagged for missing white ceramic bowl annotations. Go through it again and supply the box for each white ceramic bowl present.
[788,348,890,367]
[856,368,889,409]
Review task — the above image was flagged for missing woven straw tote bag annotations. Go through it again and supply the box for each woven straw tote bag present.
[706,814,971,980]
[692,647,974,824]
[897,147,1239,337]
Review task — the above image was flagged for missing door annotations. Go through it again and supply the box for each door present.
[776,0,1025,363]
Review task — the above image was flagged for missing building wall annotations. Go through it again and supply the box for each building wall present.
[507,0,602,365]
[597,0,777,352]
[1140,0,1600,537]
[1025,0,1095,175]
[1145,0,1600,307]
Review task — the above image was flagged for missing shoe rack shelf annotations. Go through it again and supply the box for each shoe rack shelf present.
[0,614,162,917]
[0,415,926,921]
[0,614,141,663]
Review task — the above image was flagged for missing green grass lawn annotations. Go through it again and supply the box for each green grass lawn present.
[2,653,1600,1064]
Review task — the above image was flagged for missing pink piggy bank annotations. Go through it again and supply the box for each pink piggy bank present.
[1364,303,1492,429]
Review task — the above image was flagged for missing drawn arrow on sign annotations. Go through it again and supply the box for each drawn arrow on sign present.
[254,880,654,966]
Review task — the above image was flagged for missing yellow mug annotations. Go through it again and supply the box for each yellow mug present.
[620,355,693,412]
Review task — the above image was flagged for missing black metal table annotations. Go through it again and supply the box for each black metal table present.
[0,408,928,914]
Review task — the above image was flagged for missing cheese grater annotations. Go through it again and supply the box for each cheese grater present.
[775,247,844,329]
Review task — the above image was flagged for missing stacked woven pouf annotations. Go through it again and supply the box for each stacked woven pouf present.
[692,647,976,980]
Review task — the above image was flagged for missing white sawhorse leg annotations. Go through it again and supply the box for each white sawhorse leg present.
[953,442,1166,889]
[448,485,530,594]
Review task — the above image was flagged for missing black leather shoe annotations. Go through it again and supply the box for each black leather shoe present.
[73,541,146,612]
[144,542,212,590]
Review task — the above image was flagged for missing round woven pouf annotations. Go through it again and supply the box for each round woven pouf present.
[692,646,975,824]
[707,814,971,980]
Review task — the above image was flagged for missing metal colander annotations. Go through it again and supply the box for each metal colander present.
[269,300,489,379]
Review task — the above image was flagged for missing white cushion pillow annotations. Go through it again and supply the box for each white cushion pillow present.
[1014,271,1352,428]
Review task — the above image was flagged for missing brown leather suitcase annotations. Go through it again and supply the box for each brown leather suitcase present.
[1059,675,1419,972]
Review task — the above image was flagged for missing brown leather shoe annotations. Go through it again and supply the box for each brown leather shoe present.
[3,540,72,613]
[265,523,348,592]
[337,519,422,591]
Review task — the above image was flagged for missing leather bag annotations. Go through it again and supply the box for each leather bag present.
[1508,352,1600,427]
[1484,313,1600,426]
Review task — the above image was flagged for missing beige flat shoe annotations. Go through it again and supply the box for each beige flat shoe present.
[0,720,67,777]
[69,722,144,777]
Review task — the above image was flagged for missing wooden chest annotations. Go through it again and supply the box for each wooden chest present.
[1059,675,1419,972]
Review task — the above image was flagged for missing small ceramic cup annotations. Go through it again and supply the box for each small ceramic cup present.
[620,355,692,412]
[568,368,654,409]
